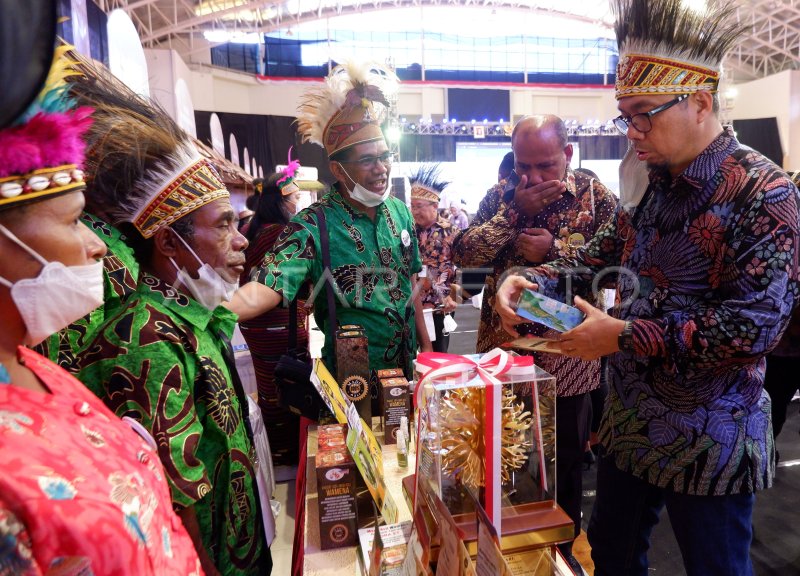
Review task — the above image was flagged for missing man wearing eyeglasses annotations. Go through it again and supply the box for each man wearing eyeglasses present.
[232,62,430,382]
[230,62,430,576]
[493,2,800,574]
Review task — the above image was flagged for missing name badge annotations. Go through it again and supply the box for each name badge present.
[401,229,411,247]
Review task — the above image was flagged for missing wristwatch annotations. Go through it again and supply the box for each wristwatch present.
[618,321,635,353]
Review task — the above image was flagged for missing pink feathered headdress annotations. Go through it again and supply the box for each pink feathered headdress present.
[276,147,301,196]
[0,47,92,211]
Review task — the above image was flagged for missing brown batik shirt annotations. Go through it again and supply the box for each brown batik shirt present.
[451,167,617,396]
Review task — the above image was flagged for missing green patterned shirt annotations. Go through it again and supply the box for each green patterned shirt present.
[253,188,422,375]
[38,213,139,370]
[77,274,268,575]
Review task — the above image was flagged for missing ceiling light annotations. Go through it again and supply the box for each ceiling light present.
[386,126,402,143]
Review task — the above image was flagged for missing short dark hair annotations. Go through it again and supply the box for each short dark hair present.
[329,148,354,164]
[246,173,290,242]
[245,187,260,211]
[172,213,195,240]
[499,151,514,173]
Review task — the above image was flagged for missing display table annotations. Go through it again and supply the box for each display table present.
[302,424,579,575]
[303,424,412,575]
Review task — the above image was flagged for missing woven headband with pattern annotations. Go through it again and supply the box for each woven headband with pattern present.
[132,159,229,238]
[615,53,719,99]
[323,103,385,158]
[410,183,440,203]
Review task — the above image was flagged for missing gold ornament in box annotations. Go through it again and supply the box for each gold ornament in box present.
[439,386,532,488]
[412,351,570,554]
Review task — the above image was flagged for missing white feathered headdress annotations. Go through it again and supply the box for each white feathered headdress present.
[296,60,398,158]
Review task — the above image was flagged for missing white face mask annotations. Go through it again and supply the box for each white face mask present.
[280,198,298,222]
[169,230,238,311]
[339,164,390,208]
[0,224,104,346]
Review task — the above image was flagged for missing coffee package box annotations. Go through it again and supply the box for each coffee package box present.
[379,377,409,445]
[336,327,372,423]
[316,426,358,549]
[371,367,405,428]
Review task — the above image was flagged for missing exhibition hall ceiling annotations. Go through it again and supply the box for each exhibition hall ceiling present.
[100,0,800,82]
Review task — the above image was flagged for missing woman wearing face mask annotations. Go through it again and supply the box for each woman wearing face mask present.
[0,50,203,575]
[239,166,308,470]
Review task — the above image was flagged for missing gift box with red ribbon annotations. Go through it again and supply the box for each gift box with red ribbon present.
[409,348,573,555]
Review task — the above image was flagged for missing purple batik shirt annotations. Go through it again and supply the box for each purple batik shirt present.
[530,127,800,495]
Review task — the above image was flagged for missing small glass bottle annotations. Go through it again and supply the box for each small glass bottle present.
[396,428,408,468]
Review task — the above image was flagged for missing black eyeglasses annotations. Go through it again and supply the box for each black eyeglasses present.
[613,94,689,135]
[340,151,394,170]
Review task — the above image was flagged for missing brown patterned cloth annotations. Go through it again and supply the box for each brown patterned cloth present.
[451,168,617,396]
[416,216,457,307]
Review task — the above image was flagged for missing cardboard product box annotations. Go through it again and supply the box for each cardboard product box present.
[336,327,372,423]
[358,522,413,576]
[379,377,409,445]
[371,368,406,423]
[318,423,348,452]
[316,442,358,549]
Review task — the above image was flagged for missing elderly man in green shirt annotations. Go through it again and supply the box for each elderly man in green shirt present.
[37,212,140,369]
[72,76,270,576]
[233,62,431,377]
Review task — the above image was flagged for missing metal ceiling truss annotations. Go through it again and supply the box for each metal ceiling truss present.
[104,0,800,83]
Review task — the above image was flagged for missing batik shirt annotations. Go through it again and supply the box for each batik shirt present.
[416,217,457,307]
[452,168,617,396]
[529,128,800,495]
[37,212,139,371]
[76,274,268,575]
[0,347,202,576]
[253,187,422,375]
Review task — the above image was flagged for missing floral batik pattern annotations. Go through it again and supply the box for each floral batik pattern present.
[415,217,457,307]
[529,127,800,495]
[452,168,618,396]
[0,347,202,575]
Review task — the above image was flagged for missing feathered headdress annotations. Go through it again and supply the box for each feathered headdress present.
[612,0,744,99]
[68,54,227,239]
[0,46,92,211]
[296,60,399,158]
[276,146,301,195]
[409,164,449,204]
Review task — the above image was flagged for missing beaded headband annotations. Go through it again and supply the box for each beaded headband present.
[296,61,398,159]
[408,164,449,205]
[612,0,743,101]
[0,47,92,211]
[132,157,229,239]
[410,184,440,204]
[0,165,86,209]
[615,54,719,99]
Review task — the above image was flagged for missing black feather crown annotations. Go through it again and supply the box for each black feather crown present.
[409,164,450,203]
[612,0,746,99]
